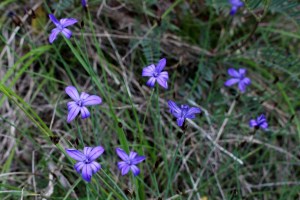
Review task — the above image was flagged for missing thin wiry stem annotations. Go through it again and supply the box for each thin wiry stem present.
[215,99,237,142]
[187,119,244,165]
[32,151,37,200]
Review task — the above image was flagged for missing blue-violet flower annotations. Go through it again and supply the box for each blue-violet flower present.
[142,58,169,89]
[249,114,268,130]
[82,0,87,8]
[49,14,78,43]
[66,146,104,182]
[116,148,146,176]
[224,68,251,93]
[168,100,201,127]
[65,86,102,123]
[229,0,244,15]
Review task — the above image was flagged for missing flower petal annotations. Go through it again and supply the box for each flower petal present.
[121,165,130,176]
[82,95,102,106]
[129,151,137,160]
[49,28,61,43]
[80,92,90,100]
[62,28,72,39]
[238,81,247,93]
[185,107,201,119]
[84,147,93,155]
[249,119,257,127]
[257,114,266,123]
[67,101,77,110]
[260,122,268,130]
[177,117,185,127]
[168,100,181,114]
[82,0,87,7]
[130,165,140,176]
[156,58,166,73]
[230,6,238,15]
[142,64,155,77]
[60,18,78,27]
[238,1,244,6]
[156,76,168,89]
[66,149,85,161]
[49,14,60,27]
[146,77,156,88]
[74,161,85,173]
[65,86,80,101]
[67,105,80,123]
[171,111,181,118]
[117,161,128,170]
[87,146,105,161]
[81,107,90,119]
[242,77,251,85]
[131,156,146,165]
[224,78,240,87]
[82,164,92,182]
[116,148,129,161]
[89,161,101,174]
[159,71,169,79]
[239,68,246,76]
[227,68,240,78]
[230,0,244,7]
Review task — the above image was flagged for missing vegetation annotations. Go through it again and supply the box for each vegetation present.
[0,0,300,199]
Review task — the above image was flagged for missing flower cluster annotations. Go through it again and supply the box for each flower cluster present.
[141,59,202,126]
[66,147,145,182]
[141,59,268,131]
[48,4,269,184]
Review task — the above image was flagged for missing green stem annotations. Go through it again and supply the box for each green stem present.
[165,134,186,197]
[62,178,81,200]
[64,37,129,152]
[277,83,300,139]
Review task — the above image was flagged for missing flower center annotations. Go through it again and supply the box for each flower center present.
[125,159,132,165]
[57,24,64,30]
[180,105,189,117]
[84,158,91,164]
[153,72,159,77]
[239,73,245,80]
[257,119,265,126]
[76,100,83,107]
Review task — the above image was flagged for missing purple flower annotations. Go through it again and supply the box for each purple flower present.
[224,68,251,93]
[66,146,104,182]
[249,114,268,130]
[229,0,244,15]
[81,0,87,7]
[168,100,201,127]
[48,14,78,43]
[65,86,102,123]
[142,58,169,89]
[116,148,146,176]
